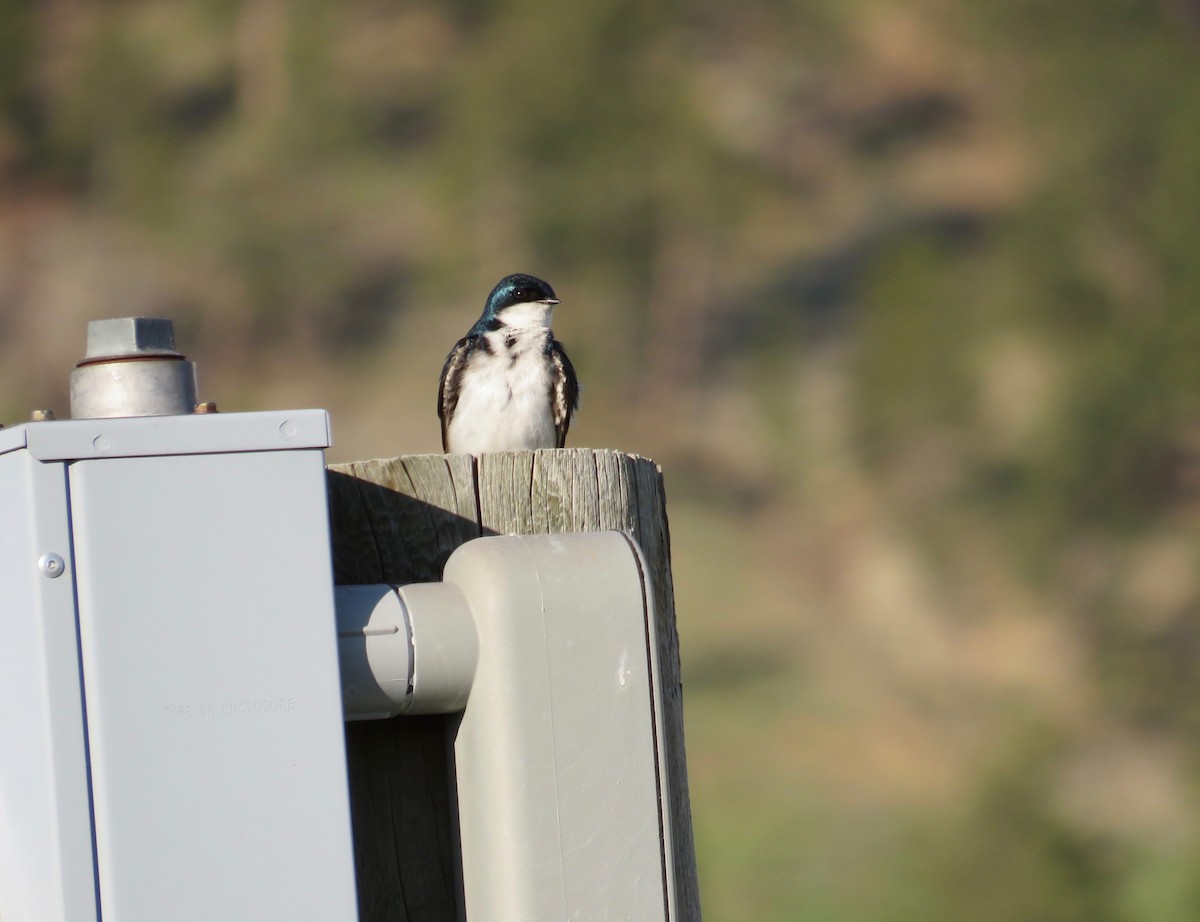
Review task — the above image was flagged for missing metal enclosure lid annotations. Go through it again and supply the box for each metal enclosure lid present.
[68,443,358,921]
[0,409,330,461]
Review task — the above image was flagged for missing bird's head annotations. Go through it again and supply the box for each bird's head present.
[479,274,560,330]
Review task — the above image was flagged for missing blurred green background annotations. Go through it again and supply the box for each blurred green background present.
[3,0,1200,917]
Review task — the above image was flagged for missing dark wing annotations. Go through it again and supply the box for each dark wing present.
[438,336,473,452]
[548,339,580,449]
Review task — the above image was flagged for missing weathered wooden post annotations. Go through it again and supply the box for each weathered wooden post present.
[327,448,701,921]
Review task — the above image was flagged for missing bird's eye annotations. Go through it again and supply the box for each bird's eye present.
[512,288,527,300]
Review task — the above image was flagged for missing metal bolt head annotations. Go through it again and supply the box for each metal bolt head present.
[83,318,182,362]
[39,552,66,578]
[194,401,219,414]
[30,409,56,422]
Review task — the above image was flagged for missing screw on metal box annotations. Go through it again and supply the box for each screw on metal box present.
[69,318,198,420]
[30,410,56,422]
[38,553,66,578]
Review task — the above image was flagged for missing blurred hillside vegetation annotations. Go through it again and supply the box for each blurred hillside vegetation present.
[3,0,1200,918]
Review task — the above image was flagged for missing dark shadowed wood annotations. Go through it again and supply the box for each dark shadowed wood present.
[328,449,701,922]
[327,457,477,921]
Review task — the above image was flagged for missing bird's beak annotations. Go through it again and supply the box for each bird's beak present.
[539,298,560,306]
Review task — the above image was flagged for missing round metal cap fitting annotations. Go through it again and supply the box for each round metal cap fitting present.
[39,552,66,578]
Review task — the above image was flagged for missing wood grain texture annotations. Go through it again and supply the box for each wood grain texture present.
[328,449,701,921]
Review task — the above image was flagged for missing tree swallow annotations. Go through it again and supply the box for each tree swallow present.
[438,273,580,454]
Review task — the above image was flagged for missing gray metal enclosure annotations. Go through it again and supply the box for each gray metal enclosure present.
[0,411,359,922]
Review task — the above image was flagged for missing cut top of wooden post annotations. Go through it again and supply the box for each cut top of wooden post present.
[327,448,701,922]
